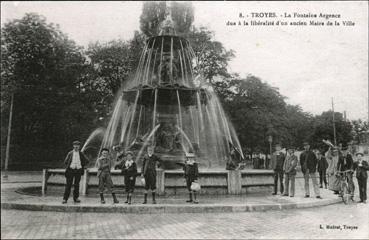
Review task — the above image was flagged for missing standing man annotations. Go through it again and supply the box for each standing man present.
[353,152,369,203]
[300,142,321,199]
[337,144,354,200]
[270,144,285,195]
[141,146,162,204]
[282,146,298,197]
[62,140,89,204]
[317,150,328,189]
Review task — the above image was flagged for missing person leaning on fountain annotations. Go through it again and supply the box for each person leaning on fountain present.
[96,148,119,204]
[62,140,89,204]
[183,153,199,204]
[141,146,162,204]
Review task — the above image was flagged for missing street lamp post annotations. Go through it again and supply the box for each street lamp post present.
[268,135,273,169]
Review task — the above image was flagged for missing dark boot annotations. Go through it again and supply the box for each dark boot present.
[112,193,119,204]
[100,193,105,204]
[152,192,156,204]
[125,195,129,204]
[193,192,199,204]
[186,192,193,203]
[143,193,147,204]
[128,194,132,205]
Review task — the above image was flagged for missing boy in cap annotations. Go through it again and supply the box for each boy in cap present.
[62,140,89,204]
[353,152,369,203]
[317,150,328,189]
[183,153,200,203]
[96,148,119,204]
[141,146,162,204]
[300,141,321,199]
[282,146,298,197]
[116,151,137,204]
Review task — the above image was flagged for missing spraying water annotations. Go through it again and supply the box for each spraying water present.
[83,14,244,169]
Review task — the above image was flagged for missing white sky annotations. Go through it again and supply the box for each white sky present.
[1,1,368,121]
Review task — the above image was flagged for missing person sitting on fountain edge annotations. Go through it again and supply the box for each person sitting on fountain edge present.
[96,148,119,204]
[183,152,199,204]
[62,140,89,204]
[141,146,162,204]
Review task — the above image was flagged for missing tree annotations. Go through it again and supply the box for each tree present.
[188,27,234,83]
[1,13,89,169]
[310,111,353,150]
[351,119,369,144]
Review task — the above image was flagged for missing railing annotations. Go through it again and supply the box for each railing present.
[42,168,274,195]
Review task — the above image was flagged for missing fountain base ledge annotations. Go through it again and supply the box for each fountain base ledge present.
[42,169,274,196]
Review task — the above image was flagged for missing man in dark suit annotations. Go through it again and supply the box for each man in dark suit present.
[270,144,285,195]
[300,141,321,199]
[353,152,369,203]
[62,140,89,204]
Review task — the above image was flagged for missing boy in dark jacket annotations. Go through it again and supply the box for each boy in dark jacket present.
[96,148,119,204]
[115,151,137,204]
[353,152,369,203]
[317,150,328,189]
[141,146,162,204]
[184,153,199,203]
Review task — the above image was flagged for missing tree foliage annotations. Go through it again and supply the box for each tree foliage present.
[1,13,91,168]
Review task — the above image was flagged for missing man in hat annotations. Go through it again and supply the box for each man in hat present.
[141,146,162,204]
[300,141,321,198]
[62,140,89,204]
[353,152,369,203]
[283,146,298,197]
[337,143,354,200]
[270,144,285,195]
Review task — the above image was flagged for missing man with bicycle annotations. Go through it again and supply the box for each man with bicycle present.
[336,144,354,200]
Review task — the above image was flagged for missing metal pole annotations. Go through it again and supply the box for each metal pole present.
[3,93,14,179]
[332,97,337,146]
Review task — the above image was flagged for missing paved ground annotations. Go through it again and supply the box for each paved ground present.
[2,203,368,239]
[1,171,369,239]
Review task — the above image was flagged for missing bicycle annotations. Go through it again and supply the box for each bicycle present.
[336,170,354,204]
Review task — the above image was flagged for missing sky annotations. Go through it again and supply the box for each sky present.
[1,1,368,121]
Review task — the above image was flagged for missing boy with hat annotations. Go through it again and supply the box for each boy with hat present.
[96,148,119,204]
[141,146,162,204]
[62,140,89,204]
[183,152,200,203]
[116,151,138,204]
[283,146,298,197]
[300,141,321,199]
[353,152,369,203]
[317,150,328,189]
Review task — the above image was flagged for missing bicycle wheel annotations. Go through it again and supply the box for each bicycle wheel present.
[341,184,350,204]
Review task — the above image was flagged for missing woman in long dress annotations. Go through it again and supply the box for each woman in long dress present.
[326,146,340,194]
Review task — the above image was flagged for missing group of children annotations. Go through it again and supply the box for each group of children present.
[95,146,199,204]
